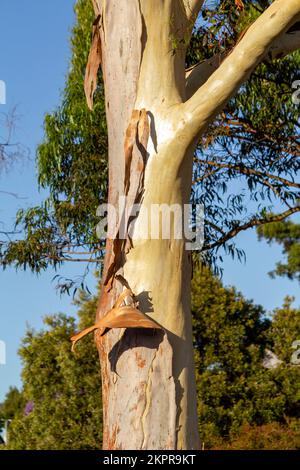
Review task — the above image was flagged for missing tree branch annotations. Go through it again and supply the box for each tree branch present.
[186,26,300,99]
[183,0,300,120]
[203,206,300,252]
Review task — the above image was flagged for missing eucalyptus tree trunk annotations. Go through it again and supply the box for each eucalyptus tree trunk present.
[91,0,201,450]
[85,0,300,451]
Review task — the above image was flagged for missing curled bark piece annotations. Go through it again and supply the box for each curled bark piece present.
[124,109,141,195]
[84,14,102,111]
[71,288,161,352]
[99,305,161,331]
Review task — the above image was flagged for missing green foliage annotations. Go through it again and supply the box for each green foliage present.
[188,1,300,263]
[258,220,300,282]
[37,0,108,235]
[192,266,300,448]
[0,0,107,284]
[267,296,300,363]
[5,293,102,450]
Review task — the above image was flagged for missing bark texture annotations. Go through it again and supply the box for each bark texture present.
[93,0,200,450]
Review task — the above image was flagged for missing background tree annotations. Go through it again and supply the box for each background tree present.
[3,291,102,450]
[267,295,300,364]
[193,266,300,449]
[1,0,300,449]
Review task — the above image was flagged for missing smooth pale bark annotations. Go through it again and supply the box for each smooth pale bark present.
[89,0,300,450]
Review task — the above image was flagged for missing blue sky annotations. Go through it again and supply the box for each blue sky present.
[0,0,299,402]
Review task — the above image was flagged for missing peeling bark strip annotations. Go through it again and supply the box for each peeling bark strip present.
[84,14,102,110]
[124,108,150,253]
[71,288,162,351]
[124,108,150,196]
[103,108,150,288]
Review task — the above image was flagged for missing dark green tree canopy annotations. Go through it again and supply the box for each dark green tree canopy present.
[192,266,300,447]
[3,291,102,450]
